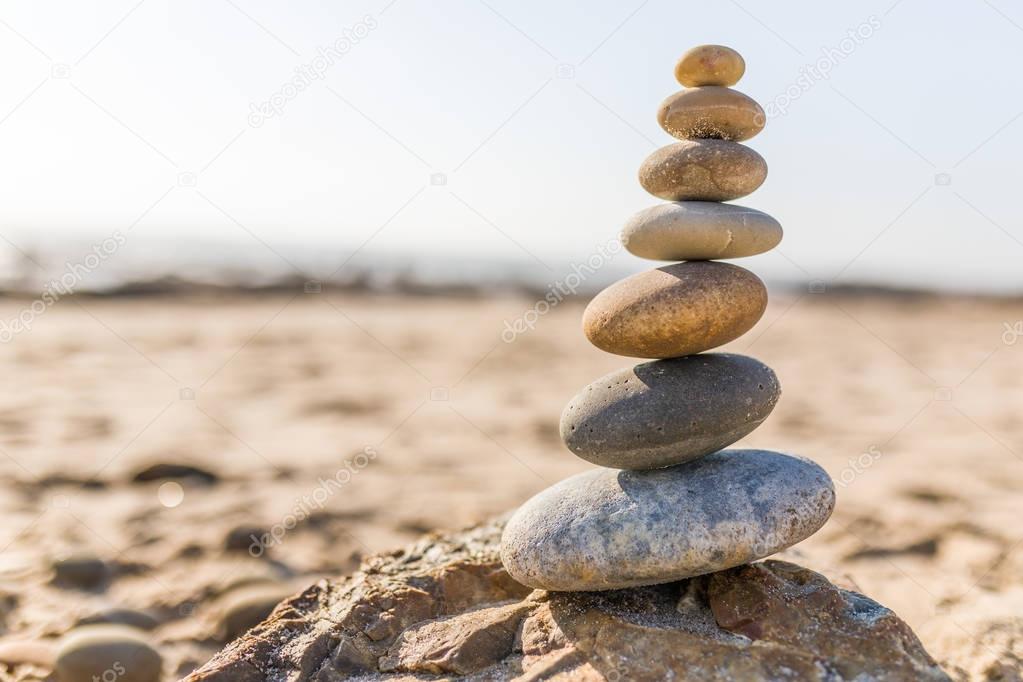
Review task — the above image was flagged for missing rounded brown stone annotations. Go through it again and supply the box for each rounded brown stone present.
[583,261,767,358]
[657,87,765,141]
[675,45,745,87]
[638,140,767,202]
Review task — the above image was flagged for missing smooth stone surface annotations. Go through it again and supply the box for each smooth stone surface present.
[0,640,56,667]
[560,354,780,469]
[56,625,162,682]
[639,140,767,201]
[500,449,836,591]
[224,525,267,553]
[217,586,293,642]
[657,87,765,141]
[675,45,745,87]
[622,201,782,261]
[52,555,111,590]
[583,261,767,359]
[76,608,161,631]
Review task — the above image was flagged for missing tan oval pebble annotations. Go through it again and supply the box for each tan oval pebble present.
[638,140,766,202]
[583,261,767,358]
[622,201,782,261]
[675,45,745,87]
[0,640,56,667]
[657,87,765,141]
[56,625,162,682]
[217,586,293,642]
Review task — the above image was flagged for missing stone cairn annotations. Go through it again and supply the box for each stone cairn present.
[501,46,836,591]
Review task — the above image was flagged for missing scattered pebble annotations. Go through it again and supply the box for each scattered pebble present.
[132,463,218,485]
[55,625,162,682]
[0,639,56,668]
[52,555,111,590]
[224,525,268,554]
[76,608,161,631]
[216,586,293,643]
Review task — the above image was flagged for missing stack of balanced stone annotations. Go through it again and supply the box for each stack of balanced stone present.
[501,46,836,592]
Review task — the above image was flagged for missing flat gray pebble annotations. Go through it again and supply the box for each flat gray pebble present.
[501,449,835,591]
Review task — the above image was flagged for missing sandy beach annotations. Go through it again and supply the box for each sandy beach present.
[0,289,1019,680]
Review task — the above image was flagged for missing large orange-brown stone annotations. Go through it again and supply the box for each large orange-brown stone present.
[582,261,767,358]
[638,140,767,201]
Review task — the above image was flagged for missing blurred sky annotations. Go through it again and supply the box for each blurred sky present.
[2,0,1023,292]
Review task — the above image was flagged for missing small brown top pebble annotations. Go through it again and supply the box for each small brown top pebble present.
[675,45,745,87]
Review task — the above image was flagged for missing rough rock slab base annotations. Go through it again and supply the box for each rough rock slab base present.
[185,518,949,681]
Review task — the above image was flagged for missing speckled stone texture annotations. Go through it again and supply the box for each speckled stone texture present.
[560,354,780,469]
[500,450,835,591]
[185,519,949,681]
[621,201,782,261]
[657,87,765,141]
[638,140,767,201]
[675,44,746,87]
[583,261,767,359]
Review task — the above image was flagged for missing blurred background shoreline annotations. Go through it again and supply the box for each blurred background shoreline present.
[2,236,1021,301]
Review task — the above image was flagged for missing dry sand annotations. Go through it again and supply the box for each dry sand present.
[0,290,1019,679]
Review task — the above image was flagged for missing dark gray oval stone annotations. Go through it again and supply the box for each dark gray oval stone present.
[560,354,780,469]
[500,449,835,591]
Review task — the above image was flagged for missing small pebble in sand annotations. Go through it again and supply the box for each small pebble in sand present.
[0,639,56,667]
[224,525,269,553]
[76,608,161,631]
[55,625,162,682]
[132,462,219,485]
[52,555,110,590]
[217,586,294,642]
